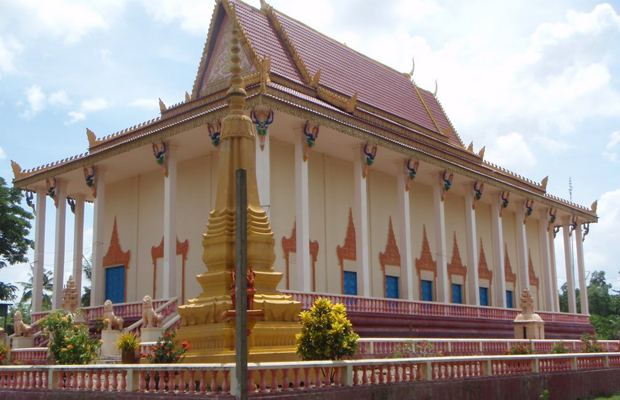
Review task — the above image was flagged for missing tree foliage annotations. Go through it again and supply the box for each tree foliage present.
[18,266,53,311]
[0,177,33,301]
[559,271,620,340]
[295,298,359,361]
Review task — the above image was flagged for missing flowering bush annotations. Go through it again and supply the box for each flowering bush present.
[507,341,536,355]
[392,340,443,358]
[93,317,108,333]
[38,310,101,365]
[581,333,604,353]
[0,344,10,365]
[146,330,190,364]
[295,298,359,361]
[550,341,570,354]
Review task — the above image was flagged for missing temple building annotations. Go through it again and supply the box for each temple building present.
[11,0,597,338]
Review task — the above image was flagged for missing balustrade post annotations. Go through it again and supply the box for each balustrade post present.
[605,355,610,368]
[571,357,578,370]
[229,367,237,396]
[533,358,539,373]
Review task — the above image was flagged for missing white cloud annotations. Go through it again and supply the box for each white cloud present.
[80,98,111,112]
[49,90,71,107]
[485,132,537,175]
[0,146,6,160]
[0,35,23,77]
[20,84,46,118]
[128,98,159,110]
[603,131,620,161]
[139,0,214,36]
[66,98,112,124]
[2,1,125,45]
[67,111,86,124]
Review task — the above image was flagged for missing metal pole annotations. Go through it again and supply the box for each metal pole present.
[235,169,248,399]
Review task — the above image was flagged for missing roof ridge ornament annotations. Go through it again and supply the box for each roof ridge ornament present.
[86,128,102,149]
[10,160,25,181]
[310,69,321,88]
[185,91,191,102]
[591,200,598,214]
[158,98,167,113]
[433,79,438,97]
[540,176,548,191]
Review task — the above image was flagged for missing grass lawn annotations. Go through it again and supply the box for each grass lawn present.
[589,395,620,400]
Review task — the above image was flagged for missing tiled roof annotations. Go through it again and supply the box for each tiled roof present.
[228,0,464,147]
[232,0,303,84]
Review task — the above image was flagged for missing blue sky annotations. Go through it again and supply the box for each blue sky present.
[0,0,619,300]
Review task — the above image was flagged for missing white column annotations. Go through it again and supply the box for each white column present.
[396,162,415,300]
[562,218,577,313]
[72,196,85,304]
[91,168,105,306]
[31,189,47,313]
[538,209,554,312]
[549,229,560,312]
[491,194,507,308]
[352,145,371,297]
[295,130,311,292]
[574,224,589,315]
[52,180,67,310]
[463,185,480,306]
[515,201,529,292]
[432,174,449,303]
[256,129,270,216]
[163,145,177,299]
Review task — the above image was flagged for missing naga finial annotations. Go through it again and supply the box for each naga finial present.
[433,79,438,97]
[185,92,191,102]
[158,98,166,113]
[409,57,415,80]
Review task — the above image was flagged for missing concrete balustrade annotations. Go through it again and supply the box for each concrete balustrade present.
[1,353,620,396]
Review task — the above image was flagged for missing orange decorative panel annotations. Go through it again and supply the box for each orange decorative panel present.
[528,249,539,287]
[102,217,131,301]
[478,238,493,281]
[281,221,320,291]
[415,224,436,276]
[151,237,189,303]
[337,208,357,293]
[379,217,401,297]
[447,232,467,303]
[504,243,517,284]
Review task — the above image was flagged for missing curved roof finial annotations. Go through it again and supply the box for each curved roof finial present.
[433,79,438,97]
[409,57,415,81]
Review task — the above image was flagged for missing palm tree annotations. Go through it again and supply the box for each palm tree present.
[82,255,92,307]
[18,266,53,311]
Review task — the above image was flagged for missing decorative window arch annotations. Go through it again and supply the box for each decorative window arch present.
[281,221,319,291]
[103,217,131,302]
[336,209,357,294]
[151,237,189,302]
[379,217,400,298]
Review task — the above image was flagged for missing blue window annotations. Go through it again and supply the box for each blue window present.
[479,287,489,306]
[506,290,514,308]
[105,265,125,304]
[421,280,433,301]
[385,276,399,299]
[343,271,357,295]
[452,284,463,304]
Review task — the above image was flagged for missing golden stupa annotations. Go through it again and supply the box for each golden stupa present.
[175,24,301,363]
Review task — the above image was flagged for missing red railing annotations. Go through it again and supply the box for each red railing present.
[284,291,591,324]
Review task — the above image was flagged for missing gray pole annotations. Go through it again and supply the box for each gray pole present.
[235,169,248,399]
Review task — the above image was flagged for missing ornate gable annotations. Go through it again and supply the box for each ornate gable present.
[415,225,436,276]
[504,243,517,283]
[281,221,320,291]
[447,232,467,280]
[528,249,539,287]
[478,238,493,281]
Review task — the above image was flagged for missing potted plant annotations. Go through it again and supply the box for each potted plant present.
[116,332,141,364]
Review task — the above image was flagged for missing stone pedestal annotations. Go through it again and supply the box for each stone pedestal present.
[514,288,545,339]
[141,327,164,343]
[11,336,34,349]
[101,330,121,357]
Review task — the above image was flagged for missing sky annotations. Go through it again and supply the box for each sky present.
[0,0,619,302]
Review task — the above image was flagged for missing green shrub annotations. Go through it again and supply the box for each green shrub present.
[550,341,569,354]
[507,341,535,355]
[580,333,604,353]
[116,332,141,351]
[38,310,101,365]
[295,298,359,361]
[146,330,189,364]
